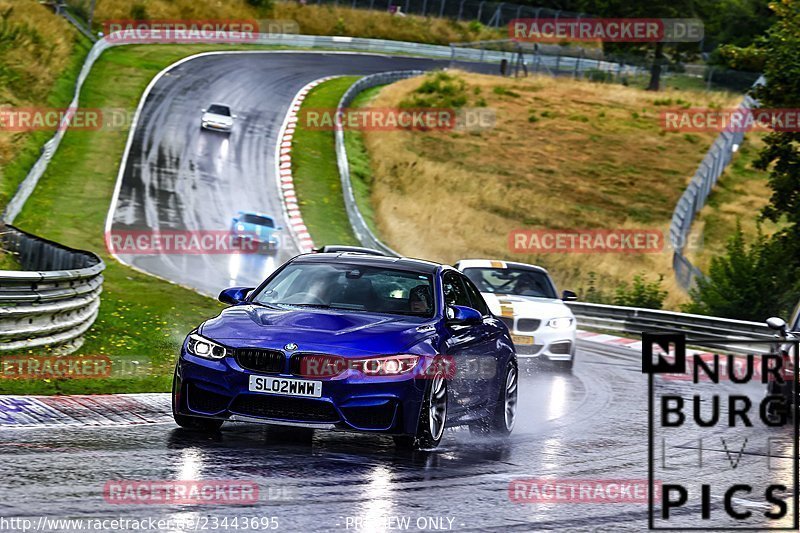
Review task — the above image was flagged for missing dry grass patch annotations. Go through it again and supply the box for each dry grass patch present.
[0,0,79,179]
[685,134,781,272]
[90,1,501,45]
[362,71,742,307]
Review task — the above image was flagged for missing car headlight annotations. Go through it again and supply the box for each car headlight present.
[546,317,574,329]
[295,354,420,378]
[186,333,230,360]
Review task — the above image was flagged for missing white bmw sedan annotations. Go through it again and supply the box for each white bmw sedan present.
[455,259,577,371]
[200,103,235,133]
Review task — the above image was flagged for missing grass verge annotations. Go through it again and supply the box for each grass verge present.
[290,76,361,246]
[344,86,383,236]
[685,135,780,271]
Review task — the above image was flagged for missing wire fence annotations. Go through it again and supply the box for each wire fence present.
[450,40,650,82]
[300,0,584,27]
[449,40,762,93]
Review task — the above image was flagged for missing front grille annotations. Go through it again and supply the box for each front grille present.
[517,318,541,332]
[342,403,397,430]
[516,344,544,355]
[230,395,339,423]
[235,348,285,373]
[499,317,514,330]
[187,384,231,414]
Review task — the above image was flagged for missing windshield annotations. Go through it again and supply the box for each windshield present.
[241,214,274,227]
[252,262,435,317]
[462,267,557,299]
[207,104,231,116]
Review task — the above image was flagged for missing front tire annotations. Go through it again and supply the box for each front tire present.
[470,360,518,436]
[395,374,448,450]
[172,368,224,432]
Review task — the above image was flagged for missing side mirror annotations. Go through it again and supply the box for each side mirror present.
[201,108,206,113]
[276,225,283,231]
[232,114,238,119]
[562,290,578,301]
[447,305,482,325]
[219,286,254,305]
[766,316,787,335]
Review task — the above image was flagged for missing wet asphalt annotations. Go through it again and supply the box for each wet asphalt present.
[108,52,452,296]
[1,341,795,532]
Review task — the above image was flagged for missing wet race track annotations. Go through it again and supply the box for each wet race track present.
[108,52,450,296]
[1,340,796,532]
[2,52,796,532]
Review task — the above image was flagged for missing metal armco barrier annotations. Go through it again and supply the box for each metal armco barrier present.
[669,77,765,290]
[0,226,104,352]
[568,301,775,355]
[335,71,427,256]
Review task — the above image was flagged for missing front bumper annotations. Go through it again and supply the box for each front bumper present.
[231,234,279,253]
[174,351,428,435]
[510,327,576,361]
[201,121,232,132]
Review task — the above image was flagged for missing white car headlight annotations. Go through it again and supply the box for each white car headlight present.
[546,317,574,329]
[186,333,230,360]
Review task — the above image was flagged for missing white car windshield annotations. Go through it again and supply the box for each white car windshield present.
[241,214,274,227]
[207,104,231,116]
[463,267,557,299]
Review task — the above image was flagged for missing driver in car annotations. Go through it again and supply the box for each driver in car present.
[513,275,544,297]
[409,285,433,314]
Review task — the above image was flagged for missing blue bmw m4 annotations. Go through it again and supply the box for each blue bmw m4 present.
[172,252,518,449]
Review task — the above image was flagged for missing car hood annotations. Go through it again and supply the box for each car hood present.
[199,305,434,355]
[236,224,275,238]
[481,293,574,319]
[203,112,233,124]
